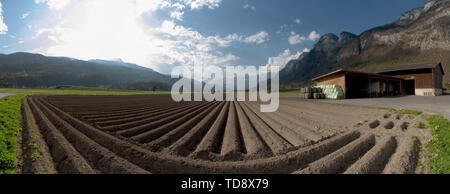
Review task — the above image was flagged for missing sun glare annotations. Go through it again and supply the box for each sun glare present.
[41,0,160,70]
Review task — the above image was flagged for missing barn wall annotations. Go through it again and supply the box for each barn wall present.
[389,73,433,89]
[433,66,443,89]
[415,88,442,96]
[315,73,346,97]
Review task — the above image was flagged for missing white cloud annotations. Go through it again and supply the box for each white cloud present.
[288,31,306,45]
[303,48,310,52]
[288,31,320,45]
[295,18,301,24]
[243,3,256,11]
[34,0,221,21]
[181,0,222,10]
[31,0,240,73]
[35,0,175,12]
[22,12,30,19]
[224,31,269,45]
[224,33,243,41]
[2,45,8,48]
[244,31,269,44]
[35,0,73,10]
[265,49,303,70]
[308,30,320,41]
[170,10,184,20]
[0,1,7,34]
[169,3,186,21]
[18,40,24,44]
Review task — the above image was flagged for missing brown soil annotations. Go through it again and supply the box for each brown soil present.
[16,95,428,174]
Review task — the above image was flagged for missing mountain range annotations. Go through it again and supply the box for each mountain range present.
[280,0,450,89]
[0,52,174,90]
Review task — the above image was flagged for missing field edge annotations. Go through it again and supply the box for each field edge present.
[0,94,26,174]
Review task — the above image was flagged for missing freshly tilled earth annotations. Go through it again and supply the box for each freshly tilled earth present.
[17,95,428,174]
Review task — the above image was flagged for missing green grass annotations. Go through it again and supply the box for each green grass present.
[0,95,26,174]
[424,115,450,174]
[416,121,427,129]
[0,88,171,96]
[378,107,423,116]
[51,86,135,91]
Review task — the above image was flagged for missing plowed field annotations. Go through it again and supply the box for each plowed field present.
[17,95,427,174]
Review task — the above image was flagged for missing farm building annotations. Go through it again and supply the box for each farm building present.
[377,63,445,96]
[312,63,445,99]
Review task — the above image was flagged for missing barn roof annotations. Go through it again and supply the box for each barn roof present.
[377,63,445,75]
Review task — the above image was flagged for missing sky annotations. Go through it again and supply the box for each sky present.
[0,0,426,74]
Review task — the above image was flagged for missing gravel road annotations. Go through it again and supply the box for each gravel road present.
[319,95,450,119]
[0,93,16,100]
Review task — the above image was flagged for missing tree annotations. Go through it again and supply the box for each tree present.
[150,86,157,92]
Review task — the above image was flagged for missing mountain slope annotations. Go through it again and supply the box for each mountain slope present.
[88,59,155,72]
[280,0,450,88]
[0,52,174,90]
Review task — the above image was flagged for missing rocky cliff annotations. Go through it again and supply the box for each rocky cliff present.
[280,0,450,88]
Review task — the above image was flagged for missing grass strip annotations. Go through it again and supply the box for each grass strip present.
[0,88,170,96]
[0,95,26,174]
[378,107,423,116]
[424,115,450,174]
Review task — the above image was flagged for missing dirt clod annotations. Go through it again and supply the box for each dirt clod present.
[369,120,380,129]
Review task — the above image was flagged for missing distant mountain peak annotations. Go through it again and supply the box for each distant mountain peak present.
[339,32,357,39]
[112,58,124,62]
[88,59,155,72]
[338,32,358,46]
[396,0,449,26]
[313,33,339,52]
[10,52,44,57]
[319,33,339,41]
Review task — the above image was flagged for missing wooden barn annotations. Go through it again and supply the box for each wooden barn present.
[377,63,445,96]
[312,63,445,99]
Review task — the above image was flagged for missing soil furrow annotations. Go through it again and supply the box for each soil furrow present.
[167,102,228,156]
[34,98,150,174]
[382,136,420,174]
[105,102,210,132]
[275,105,338,138]
[92,103,200,127]
[121,102,217,139]
[188,102,230,159]
[239,102,294,155]
[18,97,57,174]
[234,102,271,158]
[219,102,246,160]
[244,101,312,146]
[144,102,223,149]
[84,103,193,122]
[295,134,376,174]
[28,98,96,174]
[344,136,397,174]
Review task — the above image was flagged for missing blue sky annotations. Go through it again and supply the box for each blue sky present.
[0,0,426,74]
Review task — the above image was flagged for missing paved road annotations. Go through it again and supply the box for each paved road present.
[0,93,16,100]
[321,95,450,119]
